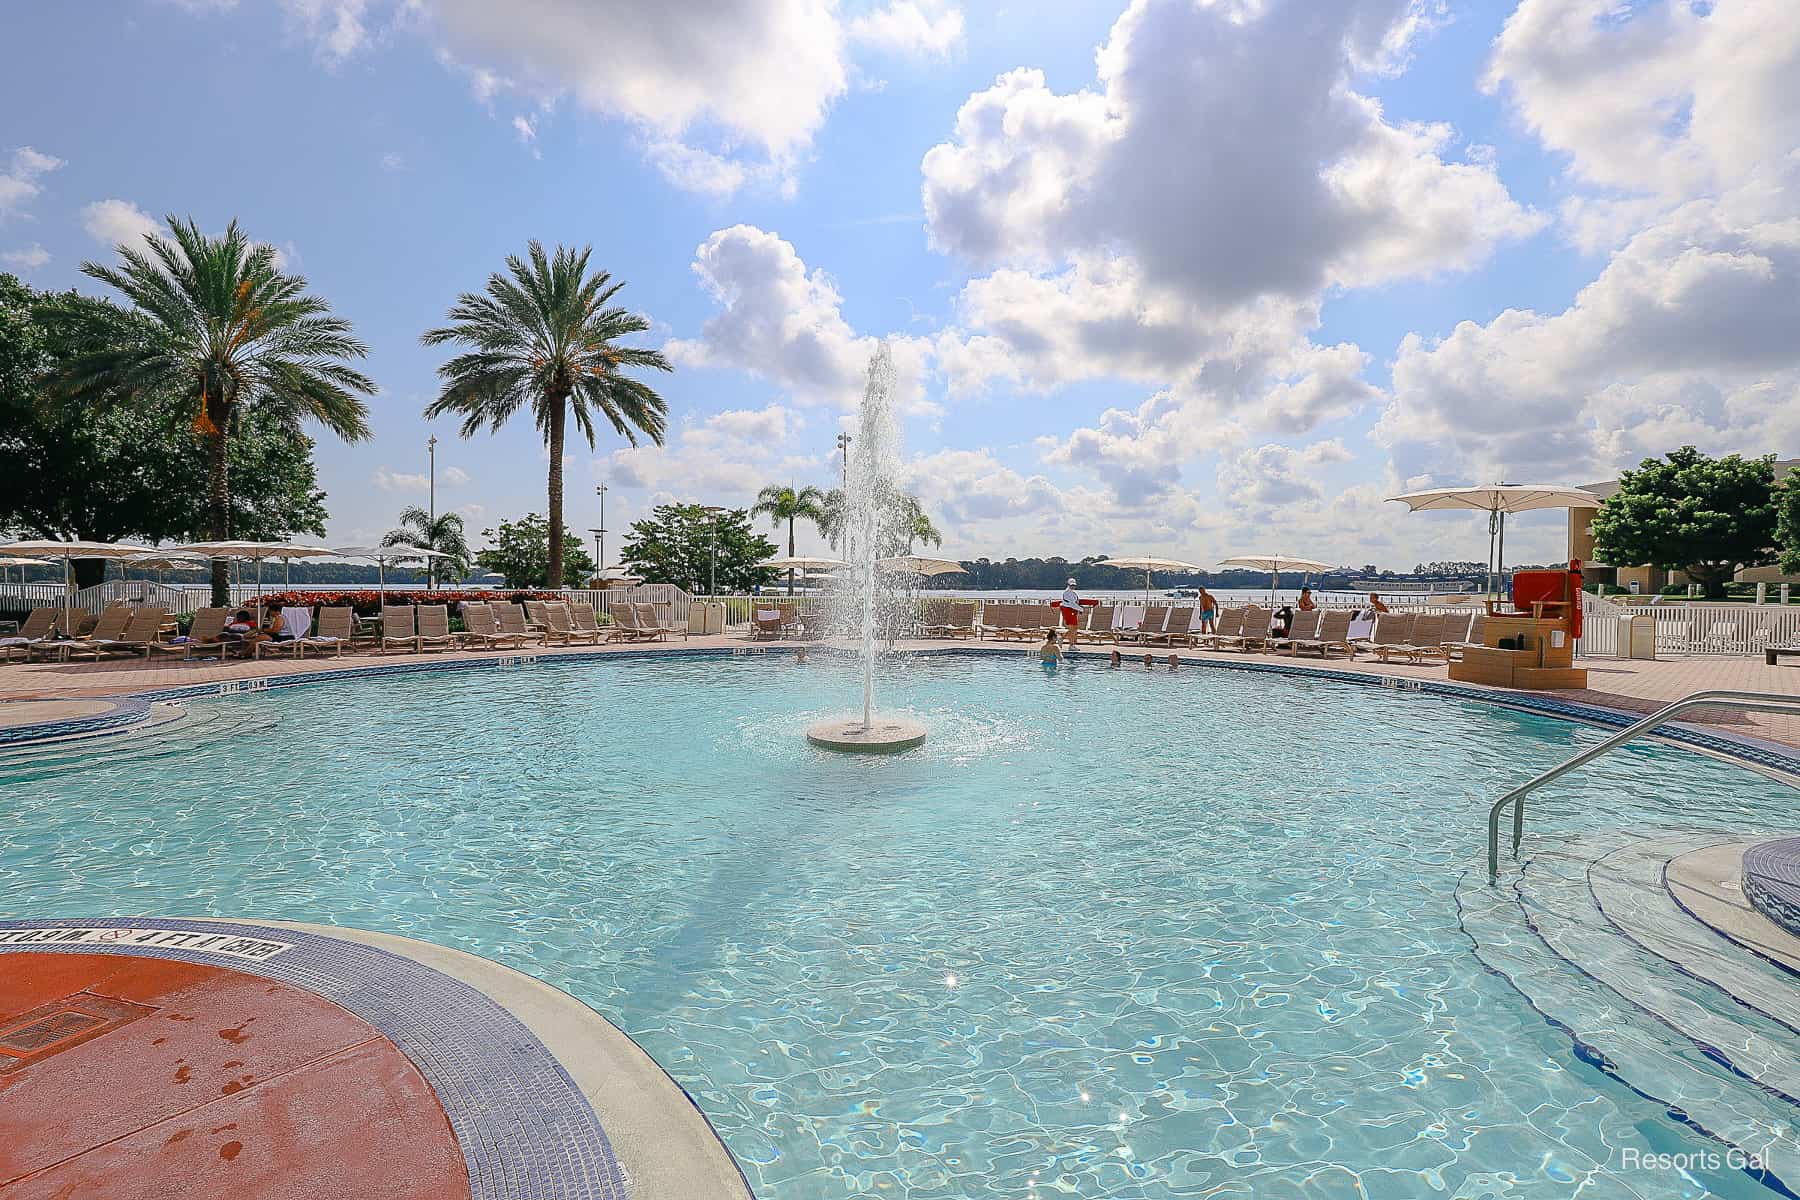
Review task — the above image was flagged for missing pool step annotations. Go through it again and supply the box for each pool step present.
[1457,832,1800,1184]
[0,703,266,775]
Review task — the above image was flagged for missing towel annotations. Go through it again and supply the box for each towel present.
[1117,604,1145,631]
[280,607,312,638]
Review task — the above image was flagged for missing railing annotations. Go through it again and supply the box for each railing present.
[1486,689,1800,879]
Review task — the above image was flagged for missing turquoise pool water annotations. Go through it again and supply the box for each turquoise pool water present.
[2,654,1795,1197]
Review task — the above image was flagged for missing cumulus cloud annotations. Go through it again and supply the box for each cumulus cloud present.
[667,225,934,413]
[80,198,161,253]
[1215,440,1353,508]
[1,244,49,270]
[606,404,818,500]
[847,1,965,59]
[922,0,1539,304]
[374,467,430,491]
[280,0,371,60]
[0,146,62,219]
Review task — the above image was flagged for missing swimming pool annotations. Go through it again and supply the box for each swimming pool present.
[3,654,1795,1197]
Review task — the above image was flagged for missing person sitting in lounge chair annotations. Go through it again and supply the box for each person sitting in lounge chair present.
[1297,587,1317,612]
[220,609,257,649]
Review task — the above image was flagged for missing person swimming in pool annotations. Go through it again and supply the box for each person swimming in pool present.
[1038,628,1063,663]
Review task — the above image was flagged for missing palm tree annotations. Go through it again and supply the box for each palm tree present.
[422,242,670,591]
[60,216,374,604]
[817,486,940,557]
[382,505,471,588]
[751,483,826,594]
[896,495,942,554]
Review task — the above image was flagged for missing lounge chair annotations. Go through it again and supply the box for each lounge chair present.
[923,599,974,639]
[751,605,785,640]
[1193,607,1242,650]
[1118,608,1169,645]
[1269,608,1322,655]
[492,602,540,645]
[541,601,603,646]
[459,602,523,650]
[1359,612,1417,659]
[1378,613,1451,664]
[977,602,1012,639]
[1216,605,1271,653]
[50,605,137,660]
[63,607,169,660]
[635,602,683,640]
[605,603,650,642]
[415,604,454,653]
[380,605,419,654]
[1292,609,1354,658]
[568,600,614,645]
[301,606,354,657]
[1444,612,1485,660]
[253,606,316,659]
[1142,607,1194,647]
[0,607,65,662]
[1077,604,1114,643]
[147,607,231,661]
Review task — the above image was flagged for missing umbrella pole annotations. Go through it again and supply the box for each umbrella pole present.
[1486,510,1499,599]
[1497,511,1507,600]
[379,559,386,608]
[63,555,72,637]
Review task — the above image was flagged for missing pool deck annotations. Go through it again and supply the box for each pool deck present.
[4,632,1800,747]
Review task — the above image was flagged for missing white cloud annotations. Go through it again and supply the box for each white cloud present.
[0,147,62,220]
[511,114,540,158]
[373,467,430,492]
[80,198,161,253]
[380,151,406,171]
[1215,440,1353,508]
[1,244,49,271]
[667,224,934,413]
[443,466,471,486]
[606,404,817,502]
[1486,0,1800,215]
[280,0,372,60]
[644,140,748,197]
[921,0,1539,305]
[847,1,964,59]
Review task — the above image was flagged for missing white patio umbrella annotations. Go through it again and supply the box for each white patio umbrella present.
[0,539,155,634]
[592,566,646,588]
[1386,484,1601,596]
[876,555,966,577]
[1098,555,1201,601]
[168,541,336,613]
[760,554,844,595]
[125,552,208,589]
[1217,553,1338,604]
[331,544,451,607]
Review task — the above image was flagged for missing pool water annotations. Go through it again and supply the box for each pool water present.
[3,654,1795,1198]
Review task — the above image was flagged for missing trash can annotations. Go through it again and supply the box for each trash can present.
[1624,613,1656,660]
[688,602,726,636]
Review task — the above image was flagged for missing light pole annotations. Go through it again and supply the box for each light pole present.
[427,434,439,589]
[592,484,608,571]
[701,505,727,597]
[836,433,852,484]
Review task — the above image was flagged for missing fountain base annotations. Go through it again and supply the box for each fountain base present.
[806,715,927,753]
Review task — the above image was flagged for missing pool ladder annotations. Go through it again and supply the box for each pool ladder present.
[1487,688,1800,880]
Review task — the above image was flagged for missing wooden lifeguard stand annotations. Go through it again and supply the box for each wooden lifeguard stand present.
[1448,568,1588,690]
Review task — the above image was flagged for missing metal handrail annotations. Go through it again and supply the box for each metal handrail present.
[1487,689,1800,880]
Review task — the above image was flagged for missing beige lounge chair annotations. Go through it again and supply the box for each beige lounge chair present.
[253,607,316,659]
[1118,607,1167,645]
[380,605,419,653]
[606,603,649,642]
[1361,612,1418,659]
[1443,612,1485,660]
[1194,607,1243,650]
[492,602,539,645]
[1379,613,1450,664]
[636,602,683,640]
[301,606,354,657]
[30,606,128,661]
[459,601,524,650]
[751,605,785,640]
[64,607,169,660]
[1294,609,1355,658]
[542,601,603,646]
[923,599,977,639]
[0,607,65,662]
[1216,605,1270,652]
[1142,607,1194,647]
[415,604,454,653]
[568,600,613,645]
[1079,604,1115,643]
[1270,608,1322,655]
[147,607,230,661]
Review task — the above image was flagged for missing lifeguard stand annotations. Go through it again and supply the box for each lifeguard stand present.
[1448,568,1588,690]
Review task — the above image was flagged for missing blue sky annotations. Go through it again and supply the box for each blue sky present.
[3,0,1795,570]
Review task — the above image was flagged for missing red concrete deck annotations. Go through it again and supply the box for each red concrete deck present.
[0,953,469,1200]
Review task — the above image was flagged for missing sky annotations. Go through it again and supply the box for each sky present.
[3,0,1797,571]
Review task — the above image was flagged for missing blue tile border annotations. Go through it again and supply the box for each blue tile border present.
[0,695,149,746]
[6,643,1800,784]
[0,916,627,1200]
[1745,837,1800,936]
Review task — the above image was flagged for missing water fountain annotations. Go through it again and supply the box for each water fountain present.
[805,344,927,753]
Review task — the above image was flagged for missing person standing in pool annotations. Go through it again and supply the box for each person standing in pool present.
[1038,628,1063,663]
[1059,577,1082,646]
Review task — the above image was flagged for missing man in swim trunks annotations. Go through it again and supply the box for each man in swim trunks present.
[1196,587,1218,634]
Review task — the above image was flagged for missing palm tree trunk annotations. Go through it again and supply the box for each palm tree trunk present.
[546,395,566,589]
[787,514,796,596]
[206,423,230,607]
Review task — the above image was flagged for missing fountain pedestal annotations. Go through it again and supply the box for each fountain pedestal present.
[806,715,926,753]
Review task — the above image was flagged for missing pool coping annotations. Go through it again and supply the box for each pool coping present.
[0,916,752,1200]
[8,641,1798,783]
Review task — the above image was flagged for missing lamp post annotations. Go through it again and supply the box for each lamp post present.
[701,504,727,597]
[593,484,608,571]
[427,435,439,589]
[836,433,852,484]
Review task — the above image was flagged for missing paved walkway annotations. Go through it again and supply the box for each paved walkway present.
[3,633,1799,747]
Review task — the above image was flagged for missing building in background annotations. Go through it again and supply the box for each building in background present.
[1569,460,1800,594]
